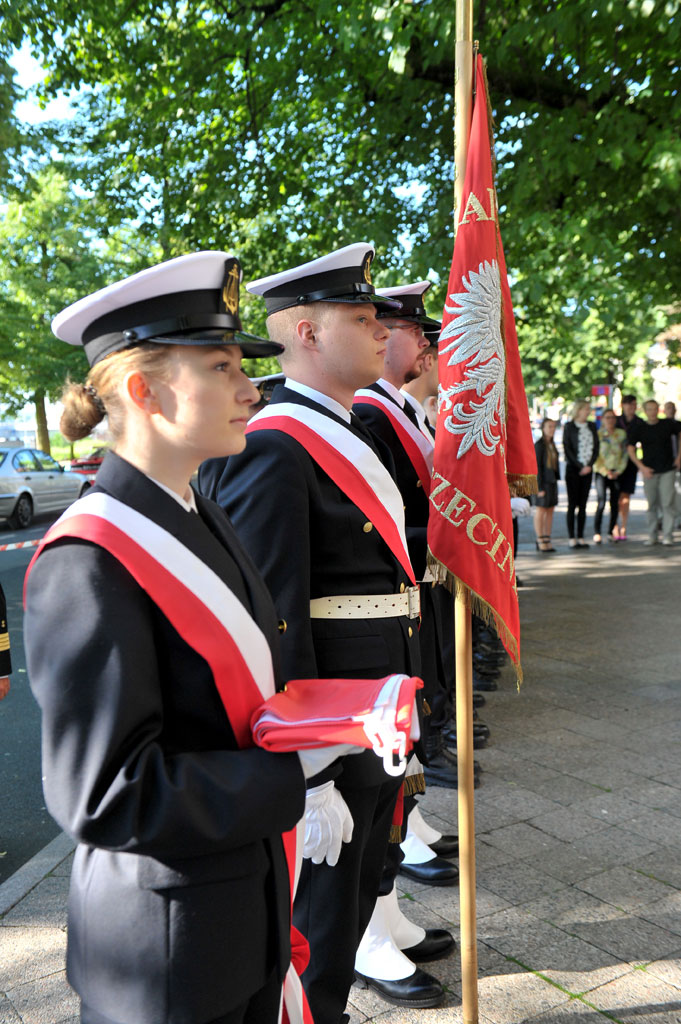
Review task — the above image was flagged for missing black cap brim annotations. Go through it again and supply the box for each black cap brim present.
[131,329,283,359]
[376,311,442,331]
[235,331,284,358]
[316,294,403,315]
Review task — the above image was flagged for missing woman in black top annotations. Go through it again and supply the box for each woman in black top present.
[563,400,599,548]
[533,418,560,551]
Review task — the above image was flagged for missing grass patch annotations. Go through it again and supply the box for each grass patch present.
[633,867,678,889]
[504,955,627,1023]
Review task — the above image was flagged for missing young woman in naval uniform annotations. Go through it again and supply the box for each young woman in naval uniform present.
[24,252,342,1024]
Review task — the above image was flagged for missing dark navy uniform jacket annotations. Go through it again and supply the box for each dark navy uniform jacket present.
[199,384,421,789]
[354,382,451,720]
[25,452,306,1024]
[353,382,431,577]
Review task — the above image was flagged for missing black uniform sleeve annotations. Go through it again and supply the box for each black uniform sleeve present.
[354,402,427,575]
[206,432,320,681]
[25,541,306,857]
[204,434,354,787]
[0,581,11,677]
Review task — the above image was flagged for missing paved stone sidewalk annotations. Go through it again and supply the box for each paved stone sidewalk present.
[2,494,681,1024]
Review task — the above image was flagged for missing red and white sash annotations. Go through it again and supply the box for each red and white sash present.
[25,492,312,1024]
[247,402,415,584]
[354,388,434,494]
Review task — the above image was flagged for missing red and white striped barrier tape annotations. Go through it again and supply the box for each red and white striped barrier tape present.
[0,539,42,552]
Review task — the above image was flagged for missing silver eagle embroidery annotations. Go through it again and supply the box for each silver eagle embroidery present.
[438,259,505,458]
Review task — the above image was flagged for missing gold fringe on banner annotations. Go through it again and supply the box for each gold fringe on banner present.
[404,772,426,797]
[427,551,523,688]
[508,473,538,497]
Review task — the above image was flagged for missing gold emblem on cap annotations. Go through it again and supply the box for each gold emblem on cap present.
[222,262,241,315]
[363,252,373,285]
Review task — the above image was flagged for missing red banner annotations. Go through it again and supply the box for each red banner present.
[427,53,536,678]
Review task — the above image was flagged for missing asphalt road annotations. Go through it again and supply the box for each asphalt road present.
[0,512,63,883]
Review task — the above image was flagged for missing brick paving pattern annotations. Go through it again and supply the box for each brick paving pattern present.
[2,493,681,1024]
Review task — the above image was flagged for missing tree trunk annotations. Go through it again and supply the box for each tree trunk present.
[34,390,50,453]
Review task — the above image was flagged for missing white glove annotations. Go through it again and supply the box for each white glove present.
[302,781,354,867]
[297,743,358,780]
[510,496,531,518]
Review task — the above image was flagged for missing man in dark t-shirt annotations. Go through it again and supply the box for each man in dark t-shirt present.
[627,400,681,545]
[614,394,642,539]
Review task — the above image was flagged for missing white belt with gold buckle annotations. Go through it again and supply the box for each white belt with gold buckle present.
[309,587,421,620]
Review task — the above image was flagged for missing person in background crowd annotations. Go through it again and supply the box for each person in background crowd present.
[614,394,642,540]
[0,580,11,700]
[664,401,681,528]
[563,400,599,549]
[533,418,559,552]
[627,399,681,546]
[593,409,628,543]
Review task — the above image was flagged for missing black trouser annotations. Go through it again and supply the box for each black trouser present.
[565,467,592,539]
[82,971,282,1024]
[294,774,403,1024]
[379,789,418,895]
[594,474,620,535]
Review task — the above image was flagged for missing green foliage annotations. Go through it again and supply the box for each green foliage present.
[2,0,680,404]
[0,166,156,414]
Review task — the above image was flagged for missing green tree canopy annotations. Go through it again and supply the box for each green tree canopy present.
[2,0,680,399]
[0,165,154,449]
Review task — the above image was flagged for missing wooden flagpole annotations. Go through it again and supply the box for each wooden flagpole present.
[454,3,478,1024]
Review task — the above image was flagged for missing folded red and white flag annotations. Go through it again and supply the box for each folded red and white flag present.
[252,674,423,777]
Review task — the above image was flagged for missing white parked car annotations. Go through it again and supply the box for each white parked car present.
[0,448,96,529]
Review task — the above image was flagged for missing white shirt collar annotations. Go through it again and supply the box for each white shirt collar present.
[284,378,352,424]
[377,378,406,408]
[148,475,198,512]
[401,390,427,426]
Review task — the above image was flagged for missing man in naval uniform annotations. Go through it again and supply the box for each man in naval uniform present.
[198,245,444,1021]
[352,283,490,786]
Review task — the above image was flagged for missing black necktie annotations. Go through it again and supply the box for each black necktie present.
[400,400,421,429]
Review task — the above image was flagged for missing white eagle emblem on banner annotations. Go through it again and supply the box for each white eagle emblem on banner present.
[438,259,506,458]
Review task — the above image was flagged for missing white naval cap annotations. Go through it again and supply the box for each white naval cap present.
[374,280,441,330]
[246,243,402,316]
[52,251,283,367]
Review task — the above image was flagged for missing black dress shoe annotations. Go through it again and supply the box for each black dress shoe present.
[354,968,445,1008]
[472,666,501,682]
[401,927,456,962]
[428,834,458,858]
[442,726,489,750]
[473,656,503,675]
[472,692,486,708]
[423,732,458,787]
[433,736,482,770]
[472,673,498,691]
[423,761,458,788]
[399,856,459,886]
